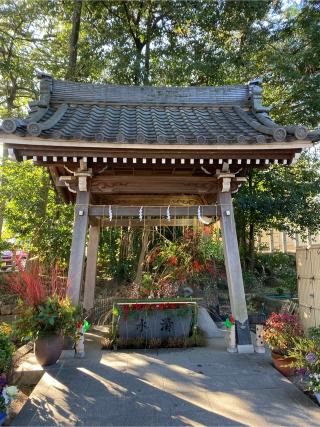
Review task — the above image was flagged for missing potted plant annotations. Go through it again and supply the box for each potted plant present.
[263,312,303,376]
[5,262,81,366]
[288,334,320,403]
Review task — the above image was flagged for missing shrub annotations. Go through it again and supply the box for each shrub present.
[263,312,303,355]
[255,252,297,293]
[0,324,14,375]
[288,336,320,393]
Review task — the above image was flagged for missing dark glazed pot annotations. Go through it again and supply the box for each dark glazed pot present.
[34,335,63,366]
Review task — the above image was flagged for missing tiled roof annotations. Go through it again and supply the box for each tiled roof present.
[1,74,309,144]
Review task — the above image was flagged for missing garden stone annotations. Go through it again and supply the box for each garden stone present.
[197,306,221,338]
[12,305,21,315]
[1,304,12,315]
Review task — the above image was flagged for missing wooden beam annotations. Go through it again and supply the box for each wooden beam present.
[3,136,312,151]
[100,218,200,227]
[67,190,90,305]
[90,175,219,195]
[93,195,207,207]
[83,224,100,312]
[218,191,253,353]
[89,205,220,217]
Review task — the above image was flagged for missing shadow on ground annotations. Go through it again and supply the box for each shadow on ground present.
[12,334,320,426]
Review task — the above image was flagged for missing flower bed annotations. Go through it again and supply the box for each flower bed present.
[111,298,200,348]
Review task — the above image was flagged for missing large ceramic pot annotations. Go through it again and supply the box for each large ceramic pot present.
[34,335,63,366]
[271,351,295,377]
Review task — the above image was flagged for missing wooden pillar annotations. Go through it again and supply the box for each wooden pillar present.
[218,190,253,353]
[67,189,90,305]
[83,224,100,312]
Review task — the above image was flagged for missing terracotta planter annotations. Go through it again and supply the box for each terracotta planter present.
[34,335,63,366]
[271,351,295,377]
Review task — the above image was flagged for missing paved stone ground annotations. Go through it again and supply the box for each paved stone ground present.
[12,333,320,426]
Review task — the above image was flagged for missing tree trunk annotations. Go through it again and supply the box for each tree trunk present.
[143,11,152,85]
[143,40,151,85]
[65,0,83,80]
[134,227,151,285]
[134,47,143,85]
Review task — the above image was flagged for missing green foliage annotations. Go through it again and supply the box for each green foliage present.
[0,160,73,265]
[288,336,320,392]
[255,252,297,294]
[235,155,320,271]
[97,227,141,282]
[0,323,14,374]
[1,0,318,130]
[13,295,81,341]
[309,327,320,344]
[0,0,319,287]
[126,227,224,298]
[243,270,263,292]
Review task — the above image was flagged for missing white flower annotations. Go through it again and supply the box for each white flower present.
[5,386,18,398]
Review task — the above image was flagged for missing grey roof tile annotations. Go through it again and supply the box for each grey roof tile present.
[0,75,311,144]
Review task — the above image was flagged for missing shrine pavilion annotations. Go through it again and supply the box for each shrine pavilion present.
[0,73,312,352]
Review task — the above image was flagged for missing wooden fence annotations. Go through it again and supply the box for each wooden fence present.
[296,245,320,331]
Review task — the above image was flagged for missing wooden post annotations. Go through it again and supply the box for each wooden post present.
[67,189,90,305]
[218,190,254,353]
[83,224,100,311]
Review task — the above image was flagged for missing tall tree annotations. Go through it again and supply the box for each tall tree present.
[65,0,83,80]
[234,154,320,271]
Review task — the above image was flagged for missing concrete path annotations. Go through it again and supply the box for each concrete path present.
[12,333,320,426]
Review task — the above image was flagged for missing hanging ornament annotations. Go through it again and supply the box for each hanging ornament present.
[166,205,171,222]
[83,319,90,332]
[108,205,113,222]
[197,205,201,221]
[224,315,235,330]
[139,206,143,222]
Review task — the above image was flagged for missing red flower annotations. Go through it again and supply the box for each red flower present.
[203,226,211,235]
[168,256,177,266]
[229,315,235,324]
[193,260,203,272]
